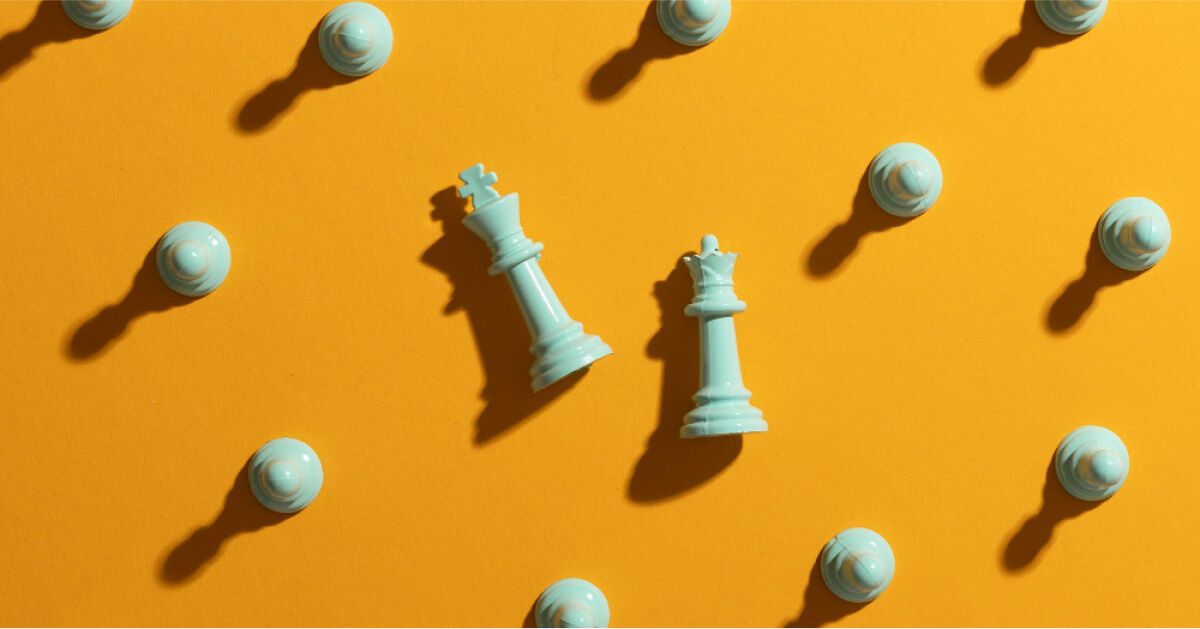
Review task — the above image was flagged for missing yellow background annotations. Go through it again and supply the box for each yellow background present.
[2,0,1199,626]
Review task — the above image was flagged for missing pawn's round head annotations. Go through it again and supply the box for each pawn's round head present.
[334,18,375,58]
[840,553,885,593]
[1126,215,1169,254]
[263,458,303,499]
[1082,449,1125,488]
[679,0,719,24]
[168,240,210,280]
[888,160,934,201]
[552,604,595,628]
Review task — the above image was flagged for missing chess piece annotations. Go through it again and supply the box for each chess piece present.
[535,578,610,628]
[156,221,231,297]
[1098,197,1171,271]
[820,527,895,604]
[248,438,324,513]
[318,2,393,77]
[1036,0,1106,35]
[868,142,943,218]
[657,0,731,46]
[681,234,766,438]
[1055,426,1128,501]
[457,164,613,391]
[62,0,132,30]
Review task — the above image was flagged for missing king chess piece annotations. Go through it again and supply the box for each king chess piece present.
[680,234,766,438]
[456,164,613,392]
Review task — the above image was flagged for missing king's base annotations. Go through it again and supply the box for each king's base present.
[530,328,613,392]
[681,404,767,439]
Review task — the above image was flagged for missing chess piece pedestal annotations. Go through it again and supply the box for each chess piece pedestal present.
[868,142,943,218]
[156,221,231,297]
[1098,197,1171,271]
[535,578,610,628]
[1055,426,1128,501]
[62,0,132,30]
[681,234,766,438]
[820,527,895,603]
[248,438,324,513]
[1036,0,1106,35]
[318,1,393,76]
[657,0,730,46]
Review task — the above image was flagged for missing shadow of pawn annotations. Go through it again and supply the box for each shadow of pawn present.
[586,0,693,102]
[1045,223,1138,334]
[782,552,862,628]
[805,165,907,279]
[1001,455,1100,572]
[159,458,294,586]
[65,245,195,361]
[980,0,1073,87]
[0,0,100,83]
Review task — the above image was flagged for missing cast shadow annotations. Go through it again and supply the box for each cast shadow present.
[1045,223,1138,334]
[626,257,742,503]
[65,245,195,361]
[586,1,692,102]
[0,0,99,83]
[1000,455,1100,573]
[158,458,294,586]
[782,552,862,628]
[805,166,907,279]
[980,0,1073,87]
[420,187,584,446]
[522,598,536,628]
[234,23,356,134]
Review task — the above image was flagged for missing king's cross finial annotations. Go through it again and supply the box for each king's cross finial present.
[458,163,501,209]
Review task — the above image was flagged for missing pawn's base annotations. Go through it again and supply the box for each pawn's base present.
[530,325,613,392]
[1098,197,1171,271]
[657,0,730,46]
[1055,425,1129,501]
[682,400,767,438]
[1036,0,1106,35]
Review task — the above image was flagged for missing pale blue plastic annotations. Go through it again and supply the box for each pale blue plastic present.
[457,164,613,392]
[62,0,132,30]
[1098,197,1171,272]
[868,142,943,218]
[1036,0,1106,35]
[1055,425,1128,502]
[318,2,393,77]
[680,235,766,438]
[248,438,324,514]
[657,0,730,46]
[155,221,231,297]
[820,527,895,604]
[535,578,610,628]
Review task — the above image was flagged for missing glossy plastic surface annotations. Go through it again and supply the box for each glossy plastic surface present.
[248,437,324,514]
[1055,425,1129,501]
[1098,197,1171,271]
[680,234,766,438]
[868,142,943,218]
[155,221,231,297]
[1036,0,1106,35]
[457,164,612,392]
[318,2,393,77]
[656,0,730,46]
[820,527,895,604]
[62,0,132,30]
[534,578,610,628]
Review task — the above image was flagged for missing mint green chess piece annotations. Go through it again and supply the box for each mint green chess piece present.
[869,142,943,218]
[62,0,132,30]
[249,438,324,514]
[1055,426,1128,501]
[820,527,895,604]
[1036,0,1106,35]
[156,221,231,297]
[318,2,393,77]
[681,235,766,438]
[1098,197,1171,272]
[657,0,731,46]
[457,164,613,391]
[535,578,610,628]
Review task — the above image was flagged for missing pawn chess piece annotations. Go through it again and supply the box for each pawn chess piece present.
[868,142,943,218]
[248,438,324,513]
[156,221,231,297]
[1036,0,1106,35]
[820,527,895,604]
[62,0,132,30]
[657,0,731,46]
[1055,426,1128,501]
[681,234,766,438]
[457,164,613,391]
[318,1,393,77]
[535,578,610,628]
[1098,197,1171,271]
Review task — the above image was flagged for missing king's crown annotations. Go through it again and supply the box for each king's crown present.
[458,163,502,210]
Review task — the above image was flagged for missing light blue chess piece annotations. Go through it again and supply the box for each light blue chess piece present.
[1036,0,1106,35]
[318,2,393,77]
[1055,426,1128,501]
[156,221,231,297]
[681,235,766,438]
[457,164,613,392]
[1098,197,1171,272]
[248,438,324,514]
[820,527,895,604]
[535,578,610,628]
[869,142,943,218]
[657,0,731,46]
[62,0,132,30]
